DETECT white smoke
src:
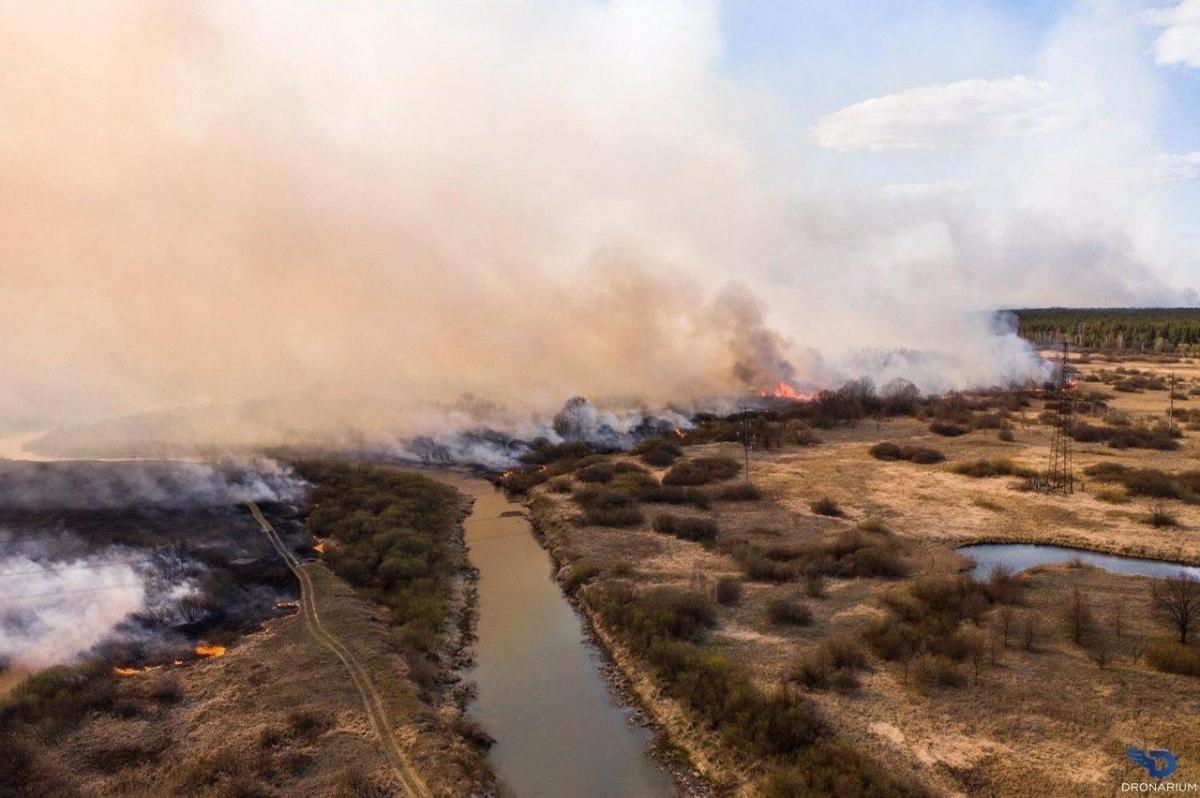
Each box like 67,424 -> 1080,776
0,550 -> 199,669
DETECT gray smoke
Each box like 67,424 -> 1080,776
0,458 -> 308,511
0,545 -> 198,669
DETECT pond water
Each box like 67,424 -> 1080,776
429,471 -> 674,798
958,543 -> 1200,582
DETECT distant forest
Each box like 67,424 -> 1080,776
1012,308 -> 1200,352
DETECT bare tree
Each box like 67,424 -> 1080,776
1111,601 -> 1124,640
1022,612 -> 1040,652
1063,585 -> 1094,646
997,606 -> 1016,647
1089,630 -> 1113,669
1151,572 -> 1200,645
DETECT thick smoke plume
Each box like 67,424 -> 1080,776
0,548 -> 194,669
0,459 -> 308,511
0,2 -> 1182,454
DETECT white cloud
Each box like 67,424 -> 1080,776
1156,151 -> 1200,180
811,76 -> 1077,152
1144,0 -> 1200,68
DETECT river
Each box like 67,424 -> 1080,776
430,472 -> 674,798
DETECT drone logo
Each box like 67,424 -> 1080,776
1127,747 -> 1179,780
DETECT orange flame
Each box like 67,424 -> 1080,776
113,665 -> 162,676
757,381 -> 813,401
313,541 -> 326,554
194,644 -> 226,658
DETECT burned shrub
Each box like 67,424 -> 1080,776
662,456 -> 742,486
810,496 -> 844,517
653,513 -> 719,544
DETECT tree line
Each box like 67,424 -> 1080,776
1012,308 -> 1200,352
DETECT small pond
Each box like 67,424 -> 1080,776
958,543 -> 1200,581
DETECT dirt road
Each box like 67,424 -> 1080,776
247,502 -> 431,798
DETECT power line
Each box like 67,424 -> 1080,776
0,559 -> 157,579
0,582 -> 145,602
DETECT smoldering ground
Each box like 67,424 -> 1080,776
0,460 -> 311,670
1,2 -> 1182,458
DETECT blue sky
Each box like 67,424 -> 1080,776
716,0 -> 1200,272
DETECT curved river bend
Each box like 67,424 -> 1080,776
959,543 -> 1200,582
430,472 -> 674,798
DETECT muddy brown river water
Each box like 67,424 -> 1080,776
430,472 -> 674,798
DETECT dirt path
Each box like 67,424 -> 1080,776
247,502 -> 432,798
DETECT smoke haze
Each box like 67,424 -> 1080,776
1,2 -> 1191,451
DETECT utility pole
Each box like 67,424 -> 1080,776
1169,372 -> 1177,432
737,405 -> 753,485
1037,340 -> 1075,494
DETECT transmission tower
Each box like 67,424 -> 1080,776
1037,341 -> 1075,494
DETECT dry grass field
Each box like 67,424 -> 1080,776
528,354 -> 1200,796
5,564 -> 491,797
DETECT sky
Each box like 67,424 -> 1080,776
1,0 -> 1199,448
722,0 -> 1200,278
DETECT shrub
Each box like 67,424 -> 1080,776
635,438 -> 684,467
930,421 -> 968,437
662,456 -> 742,486
565,561 -> 601,592
869,442 -> 903,461
575,463 -> 616,483
762,742 -> 924,798
768,598 -> 813,626
912,654 -> 965,688
804,573 -> 826,598
1094,488 -> 1128,504
907,447 -> 947,464
1148,504 -> 1180,528
862,617 -> 921,661
573,486 -> 646,527
714,482 -> 762,501
715,577 -> 743,606
951,458 -> 1036,479
810,496 -> 844,517
637,484 -> 710,508
998,428 -> 1016,442
295,462 -> 464,655
585,505 -> 645,527
653,513 -> 718,543
1147,641 -> 1200,677
547,476 -> 574,494
870,442 -> 946,464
